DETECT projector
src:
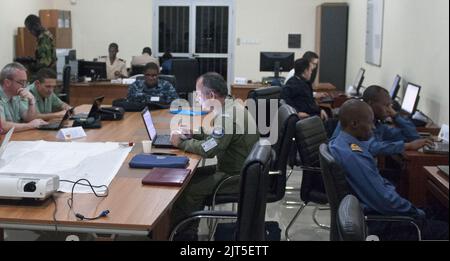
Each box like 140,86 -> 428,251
0,173 -> 59,200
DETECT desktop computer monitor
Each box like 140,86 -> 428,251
401,82 -> 421,115
390,74 -> 402,100
78,60 -> 107,80
352,68 -> 365,96
260,52 -> 294,79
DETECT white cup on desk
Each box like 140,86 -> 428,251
142,140 -> 152,153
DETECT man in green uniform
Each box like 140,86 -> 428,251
24,14 -> 57,76
27,68 -> 71,121
170,72 -> 259,240
0,62 -> 47,133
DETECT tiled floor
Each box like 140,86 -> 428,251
4,168 -> 330,241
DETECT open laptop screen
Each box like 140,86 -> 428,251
141,108 -> 157,140
401,83 -> 421,114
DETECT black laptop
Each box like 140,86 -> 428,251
38,108 -> 74,130
141,107 -> 174,148
70,96 -> 104,120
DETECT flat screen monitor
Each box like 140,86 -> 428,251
352,68 -> 365,96
260,52 -> 294,78
78,60 -> 107,80
390,74 -> 402,100
401,82 -> 421,115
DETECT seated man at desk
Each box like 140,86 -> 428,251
331,85 -> 432,156
169,72 -> 259,240
0,62 -> 47,133
282,58 -> 328,120
27,68 -> 71,121
131,47 -> 160,67
98,42 -> 128,80
127,62 -> 178,105
329,99 -> 448,240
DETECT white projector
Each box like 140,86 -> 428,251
0,173 -> 59,200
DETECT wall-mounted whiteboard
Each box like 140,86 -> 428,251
365,0 -> 384,66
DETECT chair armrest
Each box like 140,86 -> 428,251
211,175 -> 240,210
299,166 -> 322,172
170,210 -> 237,241
366,215 -> 422,241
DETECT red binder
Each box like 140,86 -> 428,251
141,168 -> 191,186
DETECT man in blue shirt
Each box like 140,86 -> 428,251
127,62 -> 178,105
331,85 -> 432,156
329,99 -> 448,240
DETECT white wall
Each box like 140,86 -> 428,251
52,0 -> 153,66
0,0 -> 52,67
346,0 -> 449,125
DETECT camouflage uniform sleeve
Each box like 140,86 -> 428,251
160,80 -> 179,104
127,81 -> 146,103
35,33 -> 56,71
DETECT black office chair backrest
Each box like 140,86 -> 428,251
319,144 -> 353,241
337,194 -> 367,241
267,104 -> 299,202
130,65 -> 145,76
247,86 -> 282,137
296,116 -> 328,204
236,142 -> 272,241
159,74 -> 177,90
60,65 -> 71,103
171,59 -> 198,99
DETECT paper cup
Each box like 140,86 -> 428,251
142,140 -> 152,153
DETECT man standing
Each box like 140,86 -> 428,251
169,72 -> 259,240
99,43 -> 128,80
0,63 -> 47,132
24,14 -> 57,76
127,62 -> 178,105
27,68 -> 71,121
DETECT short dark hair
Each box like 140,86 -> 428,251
302,51 -> 319,62
294,58 -> 311,77
143,62 -> 160,73
35,68 -> 57,83
199,72 -> 228,98
109,43 -> 119,50
24,14 -> 41,28
339,99 -> 372,129
162,51 -> 172,59
142,47 -> 152,55
362,85 -> 389,103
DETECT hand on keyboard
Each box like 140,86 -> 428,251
405,138 -> 434,151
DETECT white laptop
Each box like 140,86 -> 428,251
0,127 -> 14,159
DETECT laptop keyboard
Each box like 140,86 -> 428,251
426,142 -> 449,152
154,135 -> 171,145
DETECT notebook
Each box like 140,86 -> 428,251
129,153 -> 189,169
142,168 -> 191,186
141,107 -> 174,148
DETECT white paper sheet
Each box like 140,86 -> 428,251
0,141 -> 133,193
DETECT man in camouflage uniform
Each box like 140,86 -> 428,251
169,72 -> 259,240
24,15 -> 57,77
127,62 -> 178,104
27,68 -> 71,121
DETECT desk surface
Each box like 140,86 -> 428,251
2,106 -> 201,239
424,166 -> 449,208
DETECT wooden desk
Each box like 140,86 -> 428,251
423,166 -> 449,208
69,82 -> 128,107
230,83 -> 266,100
399,151 -> 448,206
1,106 -> 201,240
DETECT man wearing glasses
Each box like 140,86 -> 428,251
127,62 -> 178,105
0,62 -> 47,133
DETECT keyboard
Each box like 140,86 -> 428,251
423,142 -> 449,154
154,135 -> 173,148
319,97 -> 334,103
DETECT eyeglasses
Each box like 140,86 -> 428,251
9,79 -> 28,87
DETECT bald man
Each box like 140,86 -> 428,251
329,99 -> 448,240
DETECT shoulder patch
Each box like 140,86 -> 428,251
212,126 -> 225,139
350,144 -> 363,153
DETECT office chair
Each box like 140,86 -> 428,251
58,65 -> 71,103
285,116 -> 330,240
158,74 -> 177,90
171,59 -> 198,100
318,144 -> 422,241
130,65 -> 145,76
337,194 -> 369,241
246,86 -> 282,138
170,142 -> 272,241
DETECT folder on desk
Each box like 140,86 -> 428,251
142,168 -> 191,186
129,153 -> 189,169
